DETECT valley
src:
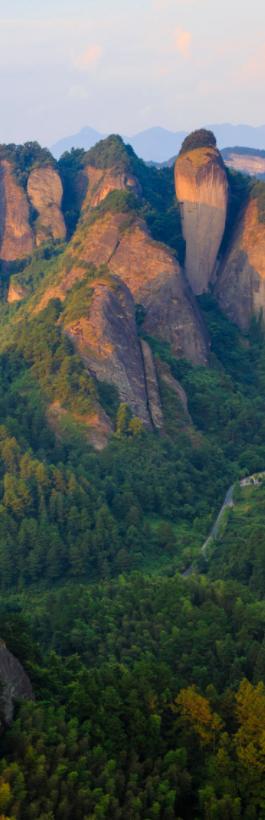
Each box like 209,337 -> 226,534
0,128 -> 265,817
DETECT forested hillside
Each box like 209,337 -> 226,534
0,133 -> 265,818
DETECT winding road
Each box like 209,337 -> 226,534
183,471 -> 265,577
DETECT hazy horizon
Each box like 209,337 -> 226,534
1,0 -> 265,146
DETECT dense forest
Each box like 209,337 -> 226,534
0,137 -> 265,818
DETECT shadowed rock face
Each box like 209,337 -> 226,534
27,165 -> 66,246
65,275 -> 151,427
175,146 -> 228,294
0,640 -> 34,726
0,160 -> 34,261
140,340 -> 163,429
215,198 -> 265,330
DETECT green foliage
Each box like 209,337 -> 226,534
1,140 -> 265,818
209,481 -> 265,595
89,188 -> 138,217
8,243 -> 66,298
0,141 -> 55,188
221,167 -> 250,254
58,136 -> 185,260
1,576 -> 265,817
58,148 -> 86,237
85,134 -> 134,171
97,381 -> 120,421
179,129 -> 217,155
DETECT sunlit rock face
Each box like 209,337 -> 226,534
215,197 -> 265,331
51,208 -> 209,366
222,148 -> 265,178
0,160 -> 34,261
83,165 -> 141,208
175,145 -> 228,294
27,165 -> 66,246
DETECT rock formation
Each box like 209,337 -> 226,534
47,399 -> 113,451
0,160 -> 66,265
27,165 -> 66,246
222,147 -> 265,178
8,280 -> 29,304
175,141 -> 228,294
0,160 -> 34,261
0,640 -> 34,725
54,211 -> 209,366
83,165 -> 141,208
65,275 -> 152,427
215,197 -> 265,330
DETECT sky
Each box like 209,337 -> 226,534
0,0 -> 265,146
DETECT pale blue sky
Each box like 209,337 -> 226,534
0,0 -> 265,145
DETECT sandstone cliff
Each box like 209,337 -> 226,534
0,160 -> 66,264
83,164 -> 141,208
175,145 -> 228,294
222,148 -> 265,178
54,211 -> 208,366
215,197 -> 265,330
64,275 -> 151,427
27,165 -> 66,246
0,160 -> 34,261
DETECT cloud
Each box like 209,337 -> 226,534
74,44 -> 103,70
174,27 -> 192,57
68,84 -> 89,100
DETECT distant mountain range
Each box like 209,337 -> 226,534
51,124 -> 265,162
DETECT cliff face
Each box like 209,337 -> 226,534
0,161 -> 66,264
47,399 -> 113,451
215,198 -> 265,330
65,275 -> 151,427
27,165 -> 66,246
0,160 -> 34,261
57,211 -> 208,365
83,165 -> 141,208
222,148 -> 265,178
175,146 -> 228,294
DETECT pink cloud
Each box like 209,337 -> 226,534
174,27 -> 192,57
74,44 -> 103,70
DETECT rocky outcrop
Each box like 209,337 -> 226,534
57,212 -> 208,365
222,148 -> 265,178
47,400 -> 113,451
0,161 -> 66,265
65,275 -> 152,427
140,340 -> 163,429
8,280 -> 29,303
157,361 -> 192,425
27,165 -> 66,246
175,145 -> 228,294
215,197 -> 265,330
0,640 -> 34,725
0,160 -> 34,261
83,165 -> 141,208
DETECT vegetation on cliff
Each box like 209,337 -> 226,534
179,128 -> 217,156
1,133 -> 265,818
0,141 -> 55,188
